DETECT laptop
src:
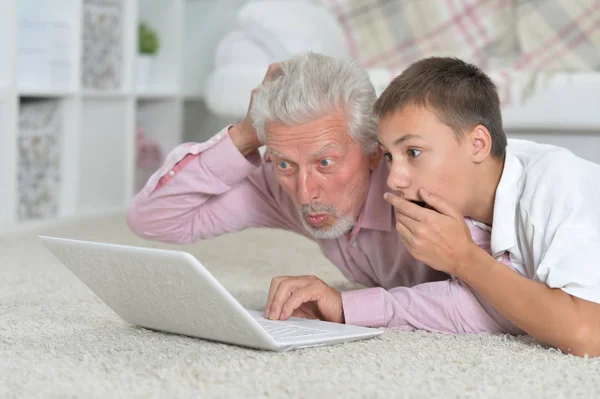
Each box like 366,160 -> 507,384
39,235 -> 383,352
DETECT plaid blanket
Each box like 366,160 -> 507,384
319,0 -> 600,104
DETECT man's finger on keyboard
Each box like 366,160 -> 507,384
291,308 -> 315,319
281,279 -> 344,323
280,285 -> 320,321
265,276 -> 290,318
267,276 -> 316,320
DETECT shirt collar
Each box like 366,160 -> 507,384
490,147 -> 523,257
351,160 -> 394,234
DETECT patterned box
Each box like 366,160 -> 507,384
82,0 -> 124,90
17,100 -> 62,221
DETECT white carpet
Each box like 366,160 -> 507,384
2,212 -> 600,398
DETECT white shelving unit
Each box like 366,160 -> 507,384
1,0 -> 233,235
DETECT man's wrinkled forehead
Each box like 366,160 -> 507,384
267,143 -> 346,160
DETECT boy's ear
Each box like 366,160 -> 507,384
469,125 -> 492,163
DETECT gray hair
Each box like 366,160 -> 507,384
250,52 -> 379,154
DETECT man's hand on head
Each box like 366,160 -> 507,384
384,187 -> 479,276
264,275 -> 345,323
230,63 -> 282,157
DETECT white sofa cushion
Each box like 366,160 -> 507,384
237,0 -> 350,61
214,29 -> 272,68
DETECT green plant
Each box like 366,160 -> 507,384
139,21 -> 159,55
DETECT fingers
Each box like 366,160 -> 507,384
264,276 -> 285,318
420,188 -> 460,219
265,276 -> 315,320
384,193 -> 427,222
280,285 -> 319,320
395,219 -> 413,248
395,212 -> 418,235
291,308 -> 317,319
246,63 -> 283,124
262,63 -> 282,84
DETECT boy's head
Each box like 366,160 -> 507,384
375,57 -> 507,215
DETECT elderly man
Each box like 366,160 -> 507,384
126,53 -> 520,335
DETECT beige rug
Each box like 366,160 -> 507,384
2,212 -> 599,398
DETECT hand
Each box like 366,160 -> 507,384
384,188 -> 479,276
230,63 -> 282,156
264,275 -> 345,323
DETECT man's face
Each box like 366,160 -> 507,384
377,104 -> 473,213
266,112 -> 380,239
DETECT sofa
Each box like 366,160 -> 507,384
202,0 -> 600,163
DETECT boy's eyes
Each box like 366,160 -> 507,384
383,149 -> 422,162
408,149 -> 422,158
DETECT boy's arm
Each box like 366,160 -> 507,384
385,189 -> 600,357
459,245 -> 600,357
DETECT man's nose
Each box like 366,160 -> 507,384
386,162 -> 411,191
297,169 -> 320,204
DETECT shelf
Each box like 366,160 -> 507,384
0,1 -> 16,89
137,0 -> 183,93
19,88 -> 76,98
183,93 -> 205,101
136,98 -> 182,159
79,98 -> 130,212
1,0 -> 232,235
81,0 -> 127,92
135,89 -> 179,99
82,89 -> 130,99
16,98 -> 65,221
17,0 -> 79,93
0,97 -> 15,229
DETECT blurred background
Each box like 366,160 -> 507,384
0,0 -> 599,235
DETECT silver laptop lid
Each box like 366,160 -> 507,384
39,236 -> 277,351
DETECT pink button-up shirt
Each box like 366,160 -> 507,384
126,126 -> 523,335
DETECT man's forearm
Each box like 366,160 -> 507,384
126,127 -> 262,243
458,247 -> 599,356
342,278 -> 521,334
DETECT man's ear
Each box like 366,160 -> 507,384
369,147 -> 383,170
469,125 -> 492,163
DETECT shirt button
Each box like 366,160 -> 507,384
168,170 -> 175,176
351,242 -> 357,247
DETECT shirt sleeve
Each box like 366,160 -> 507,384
341,270 -> 522,334
518,154 -> 600,305
342,220 -> 524,335
533,222 -> 600,304
126,126 -> 297,244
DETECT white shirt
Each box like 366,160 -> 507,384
477,138 -> 600,304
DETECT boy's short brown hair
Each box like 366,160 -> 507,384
374,57 -> 507,159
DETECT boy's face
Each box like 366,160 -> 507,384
377,104 -> 474,213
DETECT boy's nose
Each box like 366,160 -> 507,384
387,165 -> 411,191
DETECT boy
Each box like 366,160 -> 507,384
376,57 -> 600,357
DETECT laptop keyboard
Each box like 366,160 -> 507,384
257,319 -> 330,340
